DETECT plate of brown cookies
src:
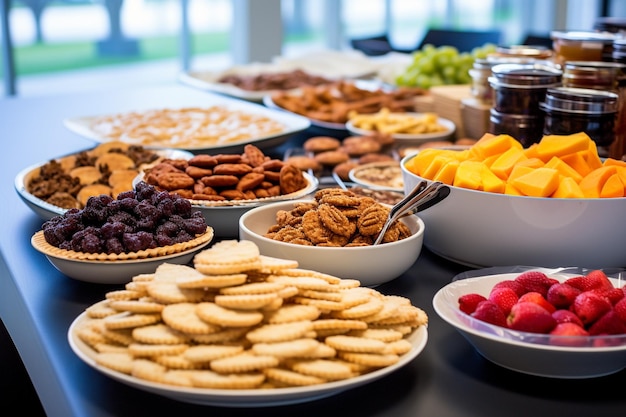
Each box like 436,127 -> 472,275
15,142 -> 193,220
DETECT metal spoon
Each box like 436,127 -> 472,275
373,181 -> 450,245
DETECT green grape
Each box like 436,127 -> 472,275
417,56 -> 435,75
442,65 -> 456,83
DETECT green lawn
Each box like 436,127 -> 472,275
7,31 -> 317,76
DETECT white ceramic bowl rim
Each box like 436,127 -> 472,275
434,266 -> 626,352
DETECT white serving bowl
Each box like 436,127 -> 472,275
433,269 -> 626,379
401,153 -> 626,269
346,113 -> 456,146
31,228 -> 214,284
238,200 -> 425,286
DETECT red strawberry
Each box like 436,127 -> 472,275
584,269 -> 614,290
591,287 -> 624,305
552,309 -> 584,327
458,293 -> 487,315
492,279 -> 526,297
488,287 -> 519,315
546,282 -> 581,309
471,300 -> 508,328
615,297 -> 626,323
514,271 -> 558,297
518,291 -> 556,313
588,310 -> 626,335
507,301 -> 556,333
572,291 -> 612,325
565,273 -> 610,292
549,322 -> 590,346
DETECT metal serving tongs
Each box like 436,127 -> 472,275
373,181 -> 450,245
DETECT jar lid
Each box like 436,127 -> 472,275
564,61 -> 626,71
490,63 -> 563,86
494,45 -> 553,59
594,17 -> 626,32
542,87 -> 619,114
550,30 -> 616,43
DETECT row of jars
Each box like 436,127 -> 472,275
469,40 -> 626,157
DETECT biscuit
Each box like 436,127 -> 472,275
303,136 -> 341,153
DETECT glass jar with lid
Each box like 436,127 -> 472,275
551,31 -> 616,65
562,61 -> 625,91
540,87 -> 619,156
489,63 -> 562,115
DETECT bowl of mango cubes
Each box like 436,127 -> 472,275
401,131 -> 626,268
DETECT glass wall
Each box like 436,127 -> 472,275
1,0 -> 624,96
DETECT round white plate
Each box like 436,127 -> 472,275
15,148 -> 193,220
68,313 -> 427,407
62,101 -> 311,154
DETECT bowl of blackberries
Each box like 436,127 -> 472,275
31,181 -> 215,284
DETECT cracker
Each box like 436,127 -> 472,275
95,351 -> 134,374
264,304 -> 321,324
95,152 -> 136,171
191,370 -> 266,389
76,323 -> 108,348
348,328 -> 404,343
311,319 -> 368,331
154,354 -> 209,370
161,370 -> 197,387
76,183 -> 112,206
128,343 -> 189,358
267,275 -> 334,291
105,289 -> 144,301
280,268 -> 342,284
210,352 -> 279,373
70,166 -> 102,185
338,351 -> 400,368
257,255 -> 299,273
176,273 -> 248,289
384,338 -> 413,355
332,297 -> 384,319
214,293 -> 279,310
219,282 -> 284,295
195,302 -> 264,327
193,240 -> 261,274
161,303 -> 222,335
183,345 -> 244,363
109,299 -> 165,314
85,300 -> 118,319
263,367 -> 326,386
246,321 -> 314,344
290,359 -> 355,381
324,335 -> 387,353
251,338 -> 321,358
146,281 -> 207,304
190,328 -> 250,344
132,323 -> 190,345
101,327 -> 136,346
103,312 -> 161,329
131,359 -> 167,383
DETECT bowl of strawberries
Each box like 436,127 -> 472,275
433,266 -> 626,379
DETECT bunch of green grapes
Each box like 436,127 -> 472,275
395,43 -> 497,89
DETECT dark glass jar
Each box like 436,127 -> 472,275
489,108 -> 545,147
540,87 -> 619,156
489,63 -> 562,115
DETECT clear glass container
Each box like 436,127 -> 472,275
489,108 -> 544,147
551,31 -> 616,65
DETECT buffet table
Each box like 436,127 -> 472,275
1,84 -> 624,417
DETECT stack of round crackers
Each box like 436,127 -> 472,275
75,240 -> 427,390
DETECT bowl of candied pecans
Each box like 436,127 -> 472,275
239,188 -> 425,287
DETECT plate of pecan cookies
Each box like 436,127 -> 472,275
68,240 -> 429,406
